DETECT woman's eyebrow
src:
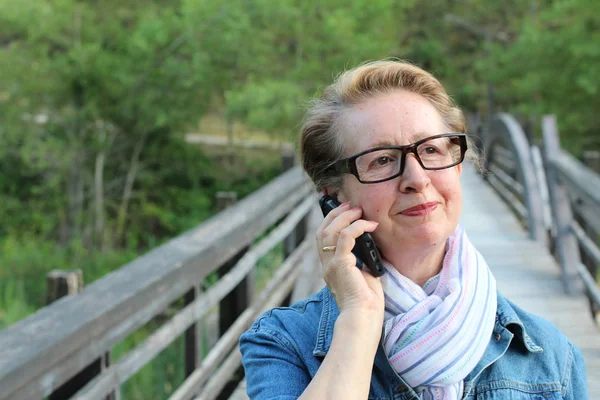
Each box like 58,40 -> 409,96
369,132 -> 433,148
411,132 -> 434,142
369,139 -> 396,147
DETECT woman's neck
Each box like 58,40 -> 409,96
384,243 -> 446,287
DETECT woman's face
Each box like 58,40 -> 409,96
335,89 -> 463,257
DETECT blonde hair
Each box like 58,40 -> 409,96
300,60 -> 473,190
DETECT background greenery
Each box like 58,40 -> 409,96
1,0 -> 598,398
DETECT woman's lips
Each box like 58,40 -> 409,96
399,202 -> 439,216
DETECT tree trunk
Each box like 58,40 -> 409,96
94,130 -> 115,251
66,150 -> 85,244
116,134 -> 147,242
94,149 -> 106,250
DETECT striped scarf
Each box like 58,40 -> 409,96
381,225 -> 496,400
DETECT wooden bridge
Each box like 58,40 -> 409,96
0,113 -> 599,399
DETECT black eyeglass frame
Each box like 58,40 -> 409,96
328,133 -> 468,184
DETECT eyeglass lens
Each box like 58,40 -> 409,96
355,135 -> 463,182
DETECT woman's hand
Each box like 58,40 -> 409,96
316,202 -> 385,320
297,202 -> 385,400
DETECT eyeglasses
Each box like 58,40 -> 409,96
328,133 -> 468,184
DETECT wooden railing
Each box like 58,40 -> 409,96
542,116 -> 600,309
0,164 -> 317,400
479,113 -> 547,243
475,112 -> 600,319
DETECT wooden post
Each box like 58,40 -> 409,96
184,285 -> 201,378
46,270 -> 116,400
215,191 -> 238,211
282,152 -> 297,263
530,145 -> 553,235
45,269 -> 83,304
216,192 -> 253,336
583,151 -> 600,174
579,150 -> 600,296
541,115 -> 583,294
281,151 -> 295,172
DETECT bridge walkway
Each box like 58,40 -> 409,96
461,163 -> 600,397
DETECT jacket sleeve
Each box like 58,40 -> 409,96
562,341 -> 588,400
239,326 -> 311,400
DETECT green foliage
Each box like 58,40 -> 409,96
481,0 -> 600,153
0,280 -> 35,330
0,0 -> 211,243
0,236 -> 138,309
226,80 -> 305,137
184,0 -> 415,137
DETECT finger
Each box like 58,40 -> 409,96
321,218 -> 379,279
334,219 -> 379,259
315,201 -> 350,241
320,206 -> 364,244
320,201 -> 351,230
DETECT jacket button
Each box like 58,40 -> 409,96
395,385 -> 408,393
495,333 -> 502,341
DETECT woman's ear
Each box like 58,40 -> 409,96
322,187 -> 346,203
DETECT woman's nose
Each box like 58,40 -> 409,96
398,154 -> 430,193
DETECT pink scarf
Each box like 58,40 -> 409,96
381,225 -> 497,399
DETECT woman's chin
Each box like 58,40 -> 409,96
394,220 -> 453,247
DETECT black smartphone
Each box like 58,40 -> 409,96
319,195 -> 385,277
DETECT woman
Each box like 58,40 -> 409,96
239,60 -> 587,399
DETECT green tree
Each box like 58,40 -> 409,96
0,1 -> 212,248
482,0 -> 600,152
183,0 -> 416,138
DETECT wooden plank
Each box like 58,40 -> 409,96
229,379 -> 248,400
195,347 -> 243,400
572,221 -> 600,266
491,145 -> 517,174
0,167 -> 311,400
576,262 -> 600,309
489,164 -> 524,197
530,145 -> 553,230
493,144 -> 513,161
554,150 -> 600,209
487,174 -> 527,221
570,194 -> 600,236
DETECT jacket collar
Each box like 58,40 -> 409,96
495,291 -> 543,353
313,288 -> 542,357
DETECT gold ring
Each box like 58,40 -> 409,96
322,245 -> 337,252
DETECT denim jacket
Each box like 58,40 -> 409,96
240,288 -> 588,399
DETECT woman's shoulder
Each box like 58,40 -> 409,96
477,292 -> 588,399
